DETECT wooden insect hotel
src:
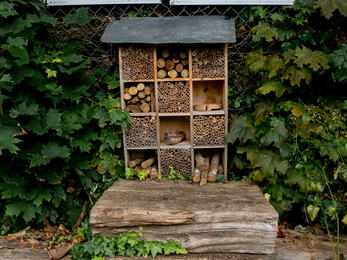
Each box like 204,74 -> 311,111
90,16 -> 279,255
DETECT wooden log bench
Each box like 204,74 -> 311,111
90,180 -> 279,254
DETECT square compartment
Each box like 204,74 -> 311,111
159,116 -> 190,148
193,80 -> 224,112
158,81 -> 190,113
125,116 -> 157,148
123,82 -> 156,113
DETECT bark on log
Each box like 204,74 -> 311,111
181,59 -> 189,66
125,105 -> 141,113
128,96 -> 140,104
133,165 -> 142,176
158,69 -> 167,79
149,164 -> 158,180
157,58 -> 165,68
128,158 -> 145,168
192,167 -> 201,183
181,69 -> 189,78
207,151 -> 220,182
180,52 -> 187,59
141,156 -> 157,169
165,60 -> 175,71
137,83 -> 145,91
140,103 -> 150,113
195,152 -> 207,172
200,154 -> 210,186
129,86 -> 138,95
162,49 -> 170,58
138,91 -> 146,99
90,181 -> 279,254
175,63 -> 184,73
168,70 -> 178,78
218,164 -> 224,175
124,93 -> 132,100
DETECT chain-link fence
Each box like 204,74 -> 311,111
46,2 -> 346,114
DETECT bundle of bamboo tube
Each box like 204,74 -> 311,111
124,83 -> 154,113
157,49 -> 189,79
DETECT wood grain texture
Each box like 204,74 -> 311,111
90,180 -> 278,254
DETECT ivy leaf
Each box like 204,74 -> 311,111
282,66 -> 312,86
297,122 -> 324,138
277,27 -> 296,42
0,134 -> 22,155
315,0 -> 347,19
292,13 -> 308,25
7,46 -> 29,65
253,150 -> 288,175
27,187 -> 53,207
252,102 -> 274,126
282,49 -> 296,63
265,55 -> 286,78
251,21 -> 279,42
271,183 -> 284,202
9,102 -> 39,118
30,141 -> 71,167
70,127 -> 98,152
252,6 -> 267,18
104,68 -> 120,90
98,151 -> 119,175
0,115 -> 22,136
62,7 -> 92,25
260,117 -> 288,146
256,79 -> 289,98
46,83 -> 63,95
175,243 -> 187,254
6,198 -> 40,222
307,205 -> 320,221
329,44 -> 347,69
0,2 -> 18,18
232,154 -> 245,170
243,48 -> 266,74
294,46 -> 331,71
0,175 -> 30,199
226,115 -> 256,144
150,241 -> 163,258
270,12 -> 289,22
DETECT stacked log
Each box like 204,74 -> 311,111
157,49 -> 189,79
128,155 -> 157,180
191,45 -> 225,78
158,81 -> 190,113
120,46 -> 154,80
192,151 -> 224,186
125,83 -> 154,113
193,115 -> 225,146
125,116 -> 157,147
160,148 -> 191,178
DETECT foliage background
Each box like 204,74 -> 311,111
1,0 -> 347,233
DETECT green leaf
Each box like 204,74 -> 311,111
46,83 -> 63,95
294,46 -> 331,71
243,48 -> 266,74
226,115 -> 256,144
0,57 -> 12,69
277,25 -> 296,41
282,66 -> 312,86
45,108 -> 62,129
175,243 -> 187,255
214,174 -> 226,183
7,46 -> 29,65
62,85 -> 90,103
0,94 -> 9,104
253,150 -> 288,175
0,2 -> 18,18
265,55 -> 286,79
232,154 -> 245,170
163,241 -> 177,255
0,175 -> 30,199
316,0 -> 347,19
0,134 -> 22,155
62,7 -> 92,25
285,168 -> 312,193
6,37 -> 28,49
150,241 -> 163,258
270,12 -> 289,22
63,197 -> 82,228
298,31 -> 313,42
99,151 -> 119,175
25,117 -> 48,135
252,6 -> 267,18
251,21 -> 279,42
51,186 -> 66,208
272,183 -> 284,202
252,102 -> 273,126
307,205 -> 320,221
6,199 -> 40,222
9,102 -> 39,118
0,115 -> 22,136
292,13 -> 308,25
272,198 -> 293,215
320,142 -> 339,161
27,187 -> 53,207
30,141 -> 71,167
260,117 -> 288,146
0,17 -> 32,36
45,69 -> 57,78
70,127 -> 98,152
342,215 -> 347,225
256,79 -> 289,98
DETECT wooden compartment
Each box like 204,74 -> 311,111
120,46 -> 154,80
193,80 -> 224,113
159,116 -> 190,148
158,81 -> 190,113
156,46 -> 189,80
193,115 -> 226,147
160,148 -> 191,178
123,82 -> 156,114
125,116 -> 157,148
126,150 -> 158,178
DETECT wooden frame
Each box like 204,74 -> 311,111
119,43 -> 228,179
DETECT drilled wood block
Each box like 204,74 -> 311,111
160,148 -> 191,178
121,46 -> 154,80
158,81 -> 190,113
193,115 -> 225,146
125,116 -> 157,147
192,44 -> 225,78
90,181 -> 279,254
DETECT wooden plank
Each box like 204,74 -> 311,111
154,46 -> 161,177
223,43 -> 228,178
189,46 -> 194,175
90,180 -> 278,254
